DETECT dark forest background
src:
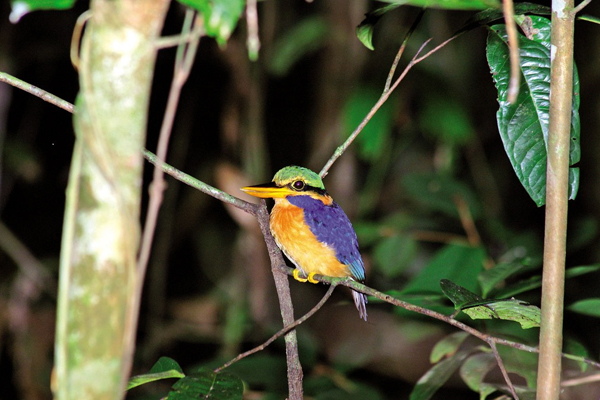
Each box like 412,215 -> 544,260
1,1 -> 600,399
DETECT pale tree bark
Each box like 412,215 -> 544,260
54,1 -> 170,399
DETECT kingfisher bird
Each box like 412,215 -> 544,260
241,166 -> 368,321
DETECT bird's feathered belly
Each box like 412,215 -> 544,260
270,201 -> 352,278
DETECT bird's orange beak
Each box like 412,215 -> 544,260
240,182 -> 292,198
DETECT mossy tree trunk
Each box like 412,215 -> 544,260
54,1 -> 169,399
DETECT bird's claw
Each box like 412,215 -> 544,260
292,269 -> 319,284
293,269 -> 308,282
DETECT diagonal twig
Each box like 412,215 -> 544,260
215,284 -> 337,373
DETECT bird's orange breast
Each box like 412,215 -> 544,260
270,198 -> 352,278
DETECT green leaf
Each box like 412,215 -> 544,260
177,0 -> 244,46
578,14 -> 600,25
269,17 -> 329,76
477,260 -> 527,298
127,357 -> 185,390
344,86 -> 396,162
409,350 -> 472,400
168,368 -> 243,400
462,298 -> 541,329
486,16 -> 580,206
380,0 -> 500,11
10,0 -> 75,22
441,280 -> 540,328
440,279 -> 485,309
459,352 -> 496,392
564,336 -> 590,372
568,298 -> 600,318
150,356 -> 185,374
430,332 -> 469,363
373,234 -> 417,278
356,4 -> 402,50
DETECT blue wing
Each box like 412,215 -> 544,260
287,195 -> 365,281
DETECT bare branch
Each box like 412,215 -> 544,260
320,34 -> 457,178
137,9 -> 202,276
0,72 -> 74,113
384,9 -> 425,93
488,340 -> 519,400
215,285 -> 336,373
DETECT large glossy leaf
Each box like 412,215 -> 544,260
168,368 -> 243,400
487,16 -> 580,206
177,0 -> 244,46
10,0 -> 75,22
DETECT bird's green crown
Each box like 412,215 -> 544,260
273,166 -> 325,192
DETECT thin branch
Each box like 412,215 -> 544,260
488,340 -> 519,400
384,9 -> 425,93
143,150 -> 257,215
0,72 -> 74,113
0,72 -> 258,215
271,265 -> 600,370
155,30 -> 203,49
503,0 -> 521,104
319,35 -> 457,177
215,284 -> 336,373
561,372 -> 600,387
571,0 -> 593,15
137,9 -> 201,276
